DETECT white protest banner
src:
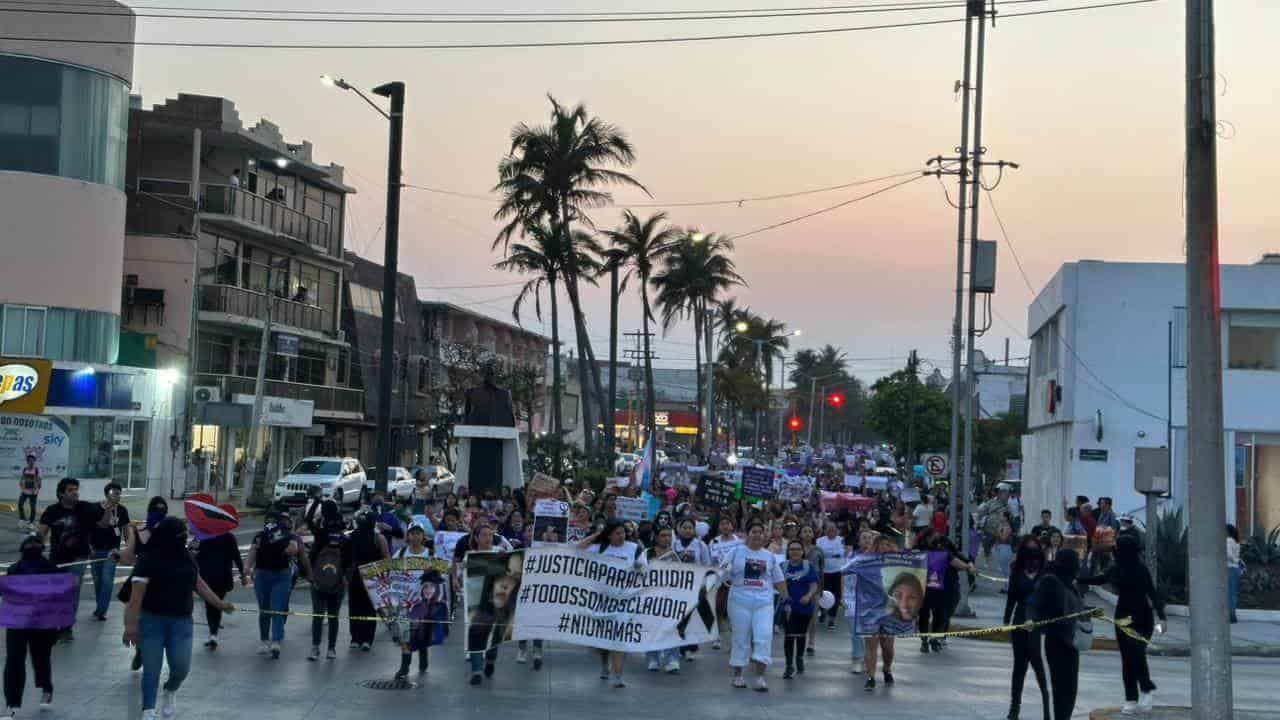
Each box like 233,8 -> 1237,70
778,476 -> 814,503
863,475 -> 890,491
844,474 -> 865,489
532,500 -> 570,547
614,496 -> 650,522
513,546 -> 721,652
900,487 -> 922,504
608,476 -> 631,488
708,537 -> 744,565
434,530 -> 466,560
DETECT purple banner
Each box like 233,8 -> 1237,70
0,573 -> 78,629
846,552 -> 928,636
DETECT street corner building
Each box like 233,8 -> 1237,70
1020,258 -> 1280,535
0,3 -> 179,501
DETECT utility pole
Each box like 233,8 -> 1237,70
607,265 -> 619,454
1185,0 -> 1232,715
703,305 -> 716,458
245,290 -> 273,504
372,81 -> 405,495
776,355 -> 788,450
623,331 -> 656,449
906,350 -> 918,470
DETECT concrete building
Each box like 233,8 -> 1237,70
949,350 -> 1029,419
0,4 -> 184,501
123,93 -> 362,499
1021,258 -> 1280,534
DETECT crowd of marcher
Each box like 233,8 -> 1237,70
0,443 -> 1205,719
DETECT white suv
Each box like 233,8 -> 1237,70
274,457 -> 367,507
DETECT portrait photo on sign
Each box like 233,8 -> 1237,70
464,550 -> 524,652
531,513 -> 568,546
847,552 -> 928,636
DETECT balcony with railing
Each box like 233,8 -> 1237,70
195,373 -> 364,417
199,283 -> 331,335
201,184 -> 338,256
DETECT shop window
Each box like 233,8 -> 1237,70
1228,326 -> 1280,371
2,304 -> 45,356
66,416 -> 114,478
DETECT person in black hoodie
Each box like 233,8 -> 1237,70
194,527 -> 245,651
1078,534 -> 1165,714
307,501 -> 352,661
1027,548 -> 1084,720
2,535 -> 60,717
1003,536 -> 1045,720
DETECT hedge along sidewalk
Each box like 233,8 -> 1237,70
948,584 -> 1280,658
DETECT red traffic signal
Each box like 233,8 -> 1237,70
788,416 -> 802,431
828,392 -> 845,408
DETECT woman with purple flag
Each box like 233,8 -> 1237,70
1,534 -> 60,717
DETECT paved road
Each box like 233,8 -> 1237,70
8,580 -> 1279,720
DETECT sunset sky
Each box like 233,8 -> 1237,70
126,0 -> 1280,384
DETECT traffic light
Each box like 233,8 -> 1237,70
788,416 -> 802,432
828,392 -> 845,408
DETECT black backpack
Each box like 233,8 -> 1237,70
312,541 -> 345,594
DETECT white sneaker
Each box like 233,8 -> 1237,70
40,690 -> 52,709
753,676 -> 769,692
1121,701 -> 1138,715
647,658 -> 660,672
713,639 -> 722,650
257,642 -> 271,655
160,688 -> 177,717
850,662 -> 864,674
141,711 -> 159,720
516,648 -> 528,664
663,659 -> 680,674
1,707 -> 16,718
1138,690 -> 1155,713
308,646 -> 320,662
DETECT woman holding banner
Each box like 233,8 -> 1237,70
1003,536 -> 1045,720
645,527 -> 681,673
246,510 -> 309,660
2,535 -> 60,717
721,520 -> 786,692
708,517 -> 741,651
579,520 -> 646,688
466,523 -> 517,685
349,510 -> 390,651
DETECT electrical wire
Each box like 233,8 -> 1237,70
420,280 -> 529,290
0,0 -> 1054,24
728,173 -> 927,241
984,188 -> 1168,422
0,1 -> 1164,50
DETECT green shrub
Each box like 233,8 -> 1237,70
1242,525 -> 1280,566
1241,565 -> 1279,600
1154,507 -> 1189,604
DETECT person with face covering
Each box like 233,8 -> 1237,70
2,535 -> 60,717
123,518 -> 234,720
245,510 -> 309,659
120,496 -> 169,671
1027,548 -> 1085,720
1078,534 -> 1165,714
1003,537 -> 1045,720
348,509 -> 390,650
306,501 -> 351,662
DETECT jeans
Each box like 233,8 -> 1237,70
311,589 -> 343,649
89,550 -> 118,617
254,569 -> 293,643
1228,566 -> 1242,619
4,629 -> 55,708
645,647 -> 679,667
994,544 -> 1014,583
138,612 -> 193,711
64,563 -> 87,627
469,647 -> 497,673
17,495 -> 37,523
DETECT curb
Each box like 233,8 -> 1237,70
948,624 -> 1280,657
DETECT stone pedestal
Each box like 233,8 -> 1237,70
453,424 -> 524,495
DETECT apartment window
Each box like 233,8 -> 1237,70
198,233 -> 238,286
417,357 -> 429,392
1032,316 -> 1059,377
349,283 -> 403,322
294,342 -> 328,385
196,335 -> 233,375
1229,326 -> 1280,371
1,305 -> 45,356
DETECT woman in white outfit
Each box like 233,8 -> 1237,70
721,520 -> 786,692
579,520 -> 647,688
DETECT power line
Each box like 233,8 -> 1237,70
0,1 -> 1164,50
728,172 -> 927,241
0,1 -> 1051,24
420,280 -> 528,290
985,188 -> 1167,422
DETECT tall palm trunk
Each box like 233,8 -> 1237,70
640,279 -> 657,453
693,309 -> 703,457
548,275 -> 563,470
705,299 -> 715,450
561,276 -> 596,458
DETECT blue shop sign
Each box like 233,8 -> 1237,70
45,368 -> 137,410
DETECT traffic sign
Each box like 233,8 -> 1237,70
921,453 -> 949,478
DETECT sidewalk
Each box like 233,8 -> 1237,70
956,576 -> 1280,657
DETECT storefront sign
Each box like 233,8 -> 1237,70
0,359 -> 52,414
0,413 -> 69,485
1078,448 -> 1109,462
275,333 -> 300,358
233,394 -> 315,428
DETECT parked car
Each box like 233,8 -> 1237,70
365,467 -> 414,499
614,453 -> 639,476
273,457 -> 367,507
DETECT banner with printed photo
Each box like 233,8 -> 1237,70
819,491 -> 875,514
925,551 -> 949,590
532,499 -> 570,547
434,530 -> 467,560
464,551 -> 525,652
845,552 -> 927,636
0,413 -> 69,488
614,496 -> 650,522
358,556 -> 453,648
778,476 -> 814,503
512,546 -> 721,652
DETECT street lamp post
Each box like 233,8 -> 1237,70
322,75 -> 405,494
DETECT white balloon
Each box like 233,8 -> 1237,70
818,590 -> 836,610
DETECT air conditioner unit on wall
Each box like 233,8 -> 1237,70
194,386 -> 221,403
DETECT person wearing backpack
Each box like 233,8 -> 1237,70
1027,548 -> 1086,720
307,501 -> 351,661
780,540 -> 819,679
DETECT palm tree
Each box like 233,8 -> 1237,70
652,232 -> 744,456
605,211 -> 680,451
493,95 -> 648,461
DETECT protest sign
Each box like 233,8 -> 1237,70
464,550 -> 524,652
845,552 -> 928,636
532,499 -> 570,547
359,556 -> 453,619
843,474 -> 865,489
778,476 -> 814,503
708,537 -> 744,565
608,476 -> 631,488
696,474 -> 735,508
661,462 -> 691,488
863,475 -> 890,491
615,496 -> 650,522
525,472 -> 562,502
0,574 -> 78,629
819,491 -> 876,513
513,546 -> 721,652
740,466 -> 775,500
900,487 -> 922,504
434,530 -> 466,560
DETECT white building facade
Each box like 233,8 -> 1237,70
1021,258 -> 1280,534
